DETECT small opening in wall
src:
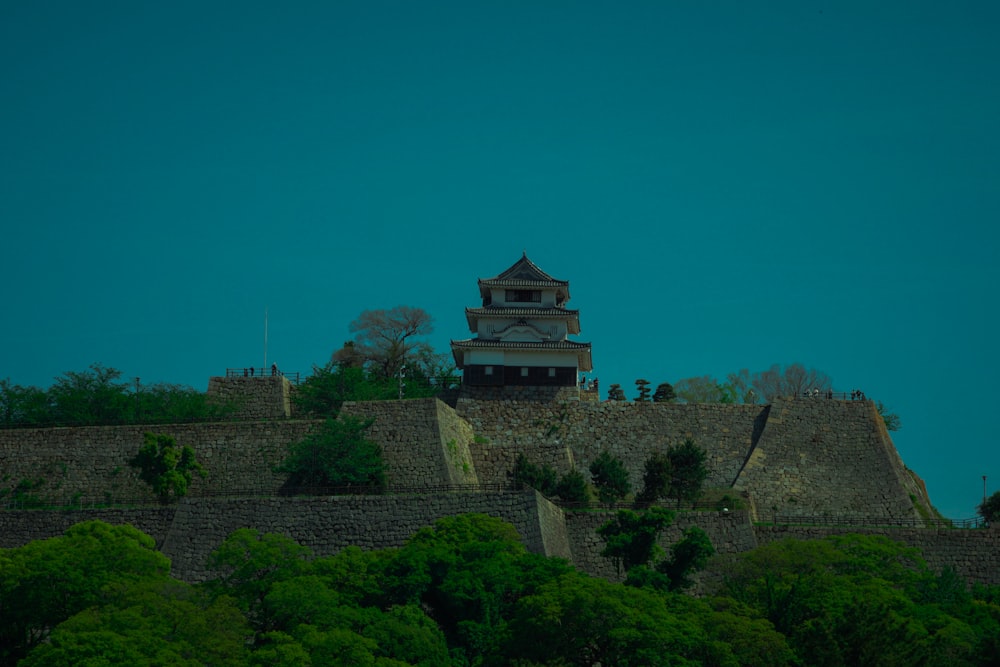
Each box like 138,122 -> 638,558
548,368 -> 556,377
521,367 -> 529,377
485,366 -> 493,375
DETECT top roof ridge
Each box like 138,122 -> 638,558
483,254 -> 565,284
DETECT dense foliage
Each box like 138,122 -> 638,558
636,439 -> 709,508
274,417 -> 387,493
979,491 -> 1000,524
295,306 -> 459,418
0,364 -> 233,427
510,454 -> 589,503
717,534 -> 1000,665
2,518 -> 999,666
588,450 -> 631,504
128,432 -> 207,504
292,362 -> 451,418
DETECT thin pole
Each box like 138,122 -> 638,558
264,307 -> 268,371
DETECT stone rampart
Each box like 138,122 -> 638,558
3,394 -> 993,587
0,507 -> 177,549
207,375 -> 293,419
458,385 -> 582,402
753,524 -> 1000,588
340,398 -> 478,487
564,508 -> 760,582
162,491 -> 560,581
455,398 -> 766,491
0,421 -> 320,505
735,398 -> 931,520
0,395 -> 926,523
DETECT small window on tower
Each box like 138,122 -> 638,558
485,366 -> 493,376
548,368 -> 556,377
521,367 -> 529,377
506,289 -> 541,303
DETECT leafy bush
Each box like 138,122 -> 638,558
275,417 -> 386,493
555,469 -> 589,503
511,453 -> 558,495
590,450 -> 631,504
129,432 -> 207,504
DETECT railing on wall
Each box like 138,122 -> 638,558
554,499 -> 736,512
0,482 -> 516,511
225,368 -> 301,384
2,490 -> 988,531
788,391 -> 870,401
767,514 -> 987,529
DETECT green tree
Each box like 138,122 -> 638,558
504,570 -> 713,666
205,528 -> 313,636
47,363 -> 131,424
635,451 -> 673,505
139,382 -> 233,423
652,382 -> 676,403
382,513 -> 572,661
665,439 -> 709,508
555,469 -> 589,503
0,521 -> 171,666
0,379 -> 49,426
589,450 -> 631,504
979,491 -> 1000,524
293,363 -> 395,417
655,526 -> 715,592
511,453 -> 558,496
274,416 -> 386,493
597,507 -> 675,575
674,375 -> 734,403
21,580 -> 251,667
634,378 -> 651,402
715,534 -> 998,666
607,383 -> 626,401
128,432 -> 207,504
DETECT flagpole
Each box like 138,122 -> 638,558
264,307 -> 268,372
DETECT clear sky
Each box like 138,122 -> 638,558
2,2 -> 997,520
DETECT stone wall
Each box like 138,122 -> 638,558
179,491 -> 562,582
458,385 -> 582,402
0,507 -> 176,549
340,398 -> 479,487
4,393 -> 994,588
207,375 -> 293,419
753,524 -> 1000,588
0,421 -> 320,505
4,499 -> 998,588
564,509 -> 760,583
0,396 -> 931,522
735,398 -> 931,520
455,398 -> 765,491
455,396 -> 929,525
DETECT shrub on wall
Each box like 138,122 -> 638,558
979,491 -> 1000,525
589,451 -> 631,504
128,433 -> 207,504
511,453 -> 558,496
275,416 -> 387,494
512,455 -> 591,503
555,469 -> 589,503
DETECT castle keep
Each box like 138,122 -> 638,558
451,254 -> 592,395
2,255 -> 995,586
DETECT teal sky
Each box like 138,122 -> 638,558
2,2 -> 997,520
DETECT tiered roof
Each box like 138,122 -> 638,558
478,253 -> 570,305
465,306 -> 581,334
452,253 -> 592,373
